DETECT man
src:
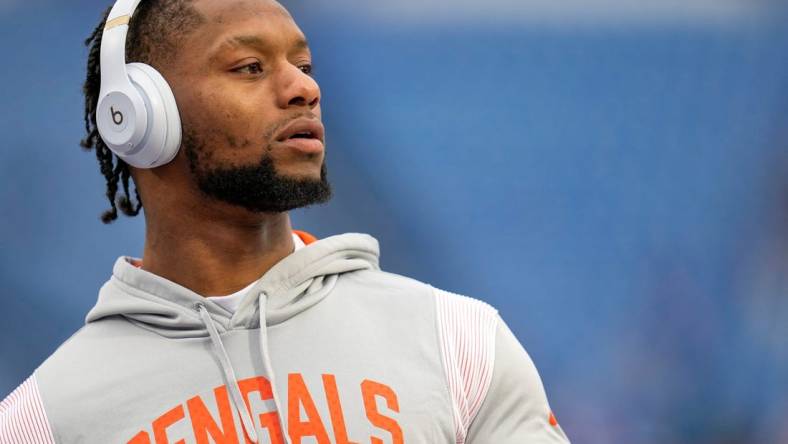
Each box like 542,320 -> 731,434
0,0 -> 569,442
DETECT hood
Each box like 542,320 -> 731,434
85,233 -> 380,338
86,232 -> 380,444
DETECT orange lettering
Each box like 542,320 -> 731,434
288,373 -> 330,444
322,374 -> 359,444
127,431 -> 151,444
361,380 -> 404,444
187,386 -> 239,444
238,376 -> 285,444
152,404 -> 186,444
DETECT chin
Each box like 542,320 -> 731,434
275,160 -> 325,180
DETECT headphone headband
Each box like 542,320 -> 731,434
106,0 -> 143,21
100,0 -> 143,91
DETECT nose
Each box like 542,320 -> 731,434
276,63 -> 321,110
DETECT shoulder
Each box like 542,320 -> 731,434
341,268 -> 496,310
39,318 -> 142,373
338,268 -> 498,329
337,268 -> 503,443
430,287 -> 500,443
333,268 -> 439,318
432,286 -> 499,328
33,318 -> 159,413
339,269 -> 498,322
0,373 -> 56,443
340,268 -> 433,294
0,319 -> 125,439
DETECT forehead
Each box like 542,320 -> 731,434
188,0 -> 306,52
195,0 -> 291,24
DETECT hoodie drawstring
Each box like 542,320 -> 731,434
196,303 -> 262,444
258,291 -> 293,444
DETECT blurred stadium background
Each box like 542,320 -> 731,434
1,0 -> 787,442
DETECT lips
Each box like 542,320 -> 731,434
276,118 -> 325,144
274,118 -> 325,155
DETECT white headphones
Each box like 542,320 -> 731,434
96,0 -> 182,169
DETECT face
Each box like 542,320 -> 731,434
162,0 -> 331,213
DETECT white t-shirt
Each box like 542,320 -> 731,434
209,233 -> 306,313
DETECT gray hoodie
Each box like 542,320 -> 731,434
0,232 -> 569,443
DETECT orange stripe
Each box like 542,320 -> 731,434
293,230 -> 318,245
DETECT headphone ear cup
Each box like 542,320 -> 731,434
124,63 -> 182,168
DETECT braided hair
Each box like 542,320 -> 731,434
80,1 -> 202,223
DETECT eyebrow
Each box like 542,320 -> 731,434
214,35 -> 310,54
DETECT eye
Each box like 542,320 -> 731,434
299,63 -> 314,76
233,62 -> 264,75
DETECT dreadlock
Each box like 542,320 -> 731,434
80,1 -> 203,223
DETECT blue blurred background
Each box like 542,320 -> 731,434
1,1 -> 787,442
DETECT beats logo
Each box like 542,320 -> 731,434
111,106 -> 124,126
97,92 -> 134,141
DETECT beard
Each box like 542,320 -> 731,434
182,127 -> 332,214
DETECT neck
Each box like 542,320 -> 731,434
141,208 -> 295,297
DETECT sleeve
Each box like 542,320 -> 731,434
0,374 -> 57,444
434,286 -> 569,444
465,317 -> 570,443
